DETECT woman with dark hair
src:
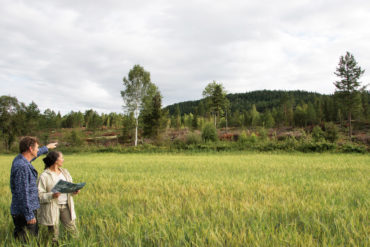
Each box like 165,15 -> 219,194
37,151 -> 79,242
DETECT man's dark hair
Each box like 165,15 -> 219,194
19,136 -> 39,153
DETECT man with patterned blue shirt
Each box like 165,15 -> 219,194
10,136 -> 57,241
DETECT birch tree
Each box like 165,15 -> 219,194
202,81 -> 228,127
121,65 -> 151,146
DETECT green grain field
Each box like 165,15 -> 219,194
0,153 -> 369,246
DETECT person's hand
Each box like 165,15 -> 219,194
73,190 -> 80,195
27,218 -> 36,224
52,192 -> 61,198
46,142 -> 58,149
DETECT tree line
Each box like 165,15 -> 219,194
165,52 -> 369,136
1,52 -> 368,150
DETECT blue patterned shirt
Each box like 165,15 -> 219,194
10,146 -> 48,221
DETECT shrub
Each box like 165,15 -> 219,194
68,130 -> 84,146
278,137 -> 298,151
172,137 -> 186,149
298,141 -> 336,153
339,143 -> 366,153
312,126 -> 325,142
324,122 -> 339,143
185,132 -> 202,145
239,131 -> 248,143
258,127 -> 268,141
202,123 -> 218,142
248,133 -> 258,144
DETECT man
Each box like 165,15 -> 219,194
10,136 -> 58,241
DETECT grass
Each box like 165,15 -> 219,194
0,153 -> 369,246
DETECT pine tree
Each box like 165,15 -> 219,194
334,52 -> 366,137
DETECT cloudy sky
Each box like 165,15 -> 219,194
1,0 -> 369,114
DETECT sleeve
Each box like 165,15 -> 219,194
14,167 -> 35,221
37,175 -> 53,204
30,146 -> 48,162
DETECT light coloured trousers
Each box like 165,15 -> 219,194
48,204 -> 77,241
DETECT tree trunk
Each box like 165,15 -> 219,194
225,110 -> 228,133
135,117 -> 138,146
348,111 -> 352,139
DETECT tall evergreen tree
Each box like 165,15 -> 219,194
142,91 -> 163,138
333,52 -> 366,137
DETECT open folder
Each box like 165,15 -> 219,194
51,179 -> 86,193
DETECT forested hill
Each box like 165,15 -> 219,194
165,90 -> 328,115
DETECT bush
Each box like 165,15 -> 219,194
239,131 -> 248,143
248,133 -> 258,144
339,143 -> 366,153
298,141 -> 336,153
324,122 -> 339,143
172,137 -> 186,149
258,127 -> 268,141
312,126 -> 325,142
202,123 -> 218,142
185,132 -> 202,145
68,130 -> 84,146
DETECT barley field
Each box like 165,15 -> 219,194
0,153 -> 369,246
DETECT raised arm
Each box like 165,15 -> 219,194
31,142 -> 58,162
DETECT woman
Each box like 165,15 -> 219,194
37,151 -> 79,242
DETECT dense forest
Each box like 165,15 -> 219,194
165,90 -> 370,129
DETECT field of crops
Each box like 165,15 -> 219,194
0,153 -> 369,246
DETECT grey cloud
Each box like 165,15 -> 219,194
1,0 -> 369,114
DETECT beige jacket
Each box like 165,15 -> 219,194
37,168 -> 76,225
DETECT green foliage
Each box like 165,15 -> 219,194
40,108 -> 58,130
249,132 -> 258,143
202,81 -> 229,127
262,110 -> 275,128
297,141 -> 336,153
334,52 -> 367,137
312,126 -> 325,142
238,130 -> 248,143
258,127 -> 268,141
121,65 -> 152,146
62,111 -> 84,128
339,143 -> 367,153
185,132 -> 202,145
25,101 -> 40,134
201,123 -> 218,142
121,113 -> 136,143
250,104 -> 260,127
191,112 -> 198,130
323,122 -> 339,143
142,85 -> 163,138
68,130 -> 84,146
0,96 -> 25,150
84,109 -> 103,131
